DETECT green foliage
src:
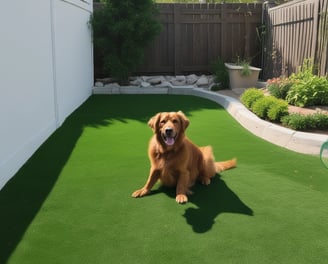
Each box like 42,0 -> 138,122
267,99 -> 289,121
286,76 -> 328,107
155,0 -> 258,2
239,61 -> 251,77
281,114 -> 307,130
251,96 -> 288,121
241,89 -> 289,122
235,56 -> 252,77
211,58 -> 229,89
285,59 -> 328,107
90,0 -> 162,83
251,96 -> 276,119
267,77 -> 293,100
240,88 -> 264,109
281,113 -> 328,131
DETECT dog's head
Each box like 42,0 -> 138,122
148,111 -> 189,147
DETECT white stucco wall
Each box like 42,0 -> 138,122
0,0 -> 93,189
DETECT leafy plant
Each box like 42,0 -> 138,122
90,0 -> 162,83
240,88 -> 264,109
286,58 -> 328,107
235,56 -> 252,77
251,96 -> 288,121
286,76 -> 328,107
211,58 -> 229,89
281,113 -> 328,131
251,96 -> 277,119
267,77 -> 293,100
267,99 -> 289,121
281,114 -> 307,130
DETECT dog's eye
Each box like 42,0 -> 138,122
172,119 -> 179,124
160,120 -> 166,124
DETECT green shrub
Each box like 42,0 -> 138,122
281,114 -> 308,130
310,113 -> 328,130
240,88 -> 264,109
286,58 -> 328,107
251,96 -> 288,121
267,99 -> 289,121
90,0 -> 162,83
251,96 -> 276,119
211,58 -> 229,89
267,77 -> 293,100
281,112 -> 328,131
286,76 -> 328,107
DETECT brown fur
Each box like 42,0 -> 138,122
131,111 -> 236,204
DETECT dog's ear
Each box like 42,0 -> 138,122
177,111 -> 189,131
148,113 -> 161,132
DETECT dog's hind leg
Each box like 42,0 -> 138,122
199,146 -> 217,185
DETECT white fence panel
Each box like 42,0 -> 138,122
0,0 -> 93,190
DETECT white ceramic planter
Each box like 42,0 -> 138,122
225,63 -> 261,89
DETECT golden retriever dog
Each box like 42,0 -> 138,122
132,111 -> 236,204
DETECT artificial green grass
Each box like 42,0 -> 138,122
1,95 -> 328,264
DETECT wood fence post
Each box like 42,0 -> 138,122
220,5 -> 227,61
174,4 -> 181,75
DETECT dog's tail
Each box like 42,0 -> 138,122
200,146 -> 236,174
215,158 -> 237,173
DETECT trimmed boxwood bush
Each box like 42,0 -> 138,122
281,112 -> 328,131
240,88 -> 264,109
267,99 -> 289,121
251,96 -> 288,122
251,96 -> 277,119
241,86 -> 327,131
281,114 -> 307,130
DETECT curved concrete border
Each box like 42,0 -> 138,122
93,86 -> 328,155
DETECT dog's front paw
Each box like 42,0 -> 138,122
201,178 -> 211,185
176,194 -> 188,204
132,188 -> 149,198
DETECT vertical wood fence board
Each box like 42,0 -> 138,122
264,0 -> 328,79
316,0 -> 328,75
94,2 -> 327,78
137,3 -> 262,75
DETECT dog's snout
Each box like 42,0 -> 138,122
165,127 -> 173,135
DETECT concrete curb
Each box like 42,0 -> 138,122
93,86 -> 328,155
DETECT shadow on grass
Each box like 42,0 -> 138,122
159,175 -> 253,233
0,94 -> 221,262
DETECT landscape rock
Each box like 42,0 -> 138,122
155,81 -> 172,88
196,75 -> 209,87
95,81 -> 104,87
148,76 -> 166,85
130,78 -> 142,86
104,82 -> 120,88
141,81 -> 151,87
175,75 -> 186,82
186,74 -> 198,85
95,74 -> 216,89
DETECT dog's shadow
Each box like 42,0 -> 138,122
158,175 -> 253,233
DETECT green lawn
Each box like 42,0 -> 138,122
1,95 -> 328,264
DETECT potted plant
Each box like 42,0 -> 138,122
225,57 -> 261,89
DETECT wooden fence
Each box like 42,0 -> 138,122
93,3 -> 263,77
263,0 -> 328,79
137,3 -> 262,75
